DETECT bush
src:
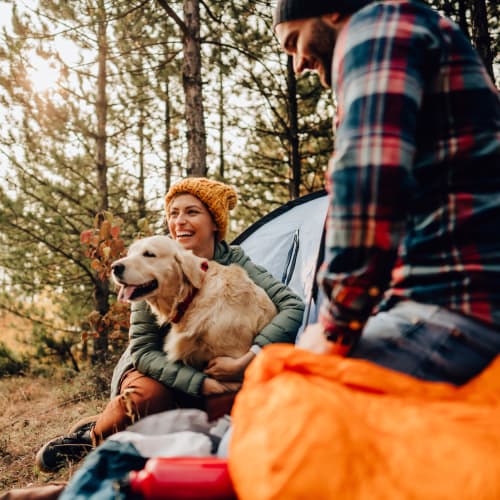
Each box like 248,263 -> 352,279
0,341 -> 29,377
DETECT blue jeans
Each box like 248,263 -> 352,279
350,300 -> 500,385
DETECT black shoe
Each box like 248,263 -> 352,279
35,422 -> 94,472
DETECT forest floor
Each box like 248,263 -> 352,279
0,369 -> 110,494
0,311 -> 114,495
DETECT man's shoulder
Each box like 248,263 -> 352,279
350,0 -> 438,26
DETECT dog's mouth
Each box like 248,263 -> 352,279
117,279 -> 158,302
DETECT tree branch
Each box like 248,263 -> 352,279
156,0 -> 189,38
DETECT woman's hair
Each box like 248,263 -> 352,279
164,177 -> 238,241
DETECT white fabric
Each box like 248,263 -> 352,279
109,430 -> 213,457
107,409 -> 231,458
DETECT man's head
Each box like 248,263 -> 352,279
273,0 -> 372,87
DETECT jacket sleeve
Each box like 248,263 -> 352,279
127,300 -> 207,396
233,248 -> 305,346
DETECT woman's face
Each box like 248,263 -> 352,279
167,194 -> 218,259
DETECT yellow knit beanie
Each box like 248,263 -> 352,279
164,177 -> 238,241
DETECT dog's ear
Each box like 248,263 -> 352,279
174,252 -> 205,289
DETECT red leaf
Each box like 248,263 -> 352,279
80,230 -> 92,245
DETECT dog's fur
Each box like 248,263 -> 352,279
111,235 -> 277,369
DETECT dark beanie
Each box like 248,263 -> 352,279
273,0 -> 374,27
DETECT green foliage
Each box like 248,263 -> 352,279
200,0 -> 331,231
30,323 -> 80,371
0,1 -> 163,358
0,342 -> 29,377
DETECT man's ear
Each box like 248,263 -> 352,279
321,12 -> 342,27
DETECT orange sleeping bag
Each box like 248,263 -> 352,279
229,345 -> 500,500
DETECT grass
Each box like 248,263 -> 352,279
0,365 -> 111,494
0,309 -> 126,495
0,310 -> 32,353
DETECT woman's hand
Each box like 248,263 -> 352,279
201,377 -> 241,396
204,352 -> 255,381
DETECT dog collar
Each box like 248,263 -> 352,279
171,261 -> 208,323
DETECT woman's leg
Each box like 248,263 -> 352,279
92,369 -> 177,443
36,370 -> 203,472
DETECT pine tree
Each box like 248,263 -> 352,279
0,1 -> 143,361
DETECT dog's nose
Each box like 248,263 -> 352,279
112,263 -> 125,278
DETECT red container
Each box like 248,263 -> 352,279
125,457 -> 237,500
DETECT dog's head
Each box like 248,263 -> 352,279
111,235 -> 206,303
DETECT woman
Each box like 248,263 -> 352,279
36,177 -> 305,472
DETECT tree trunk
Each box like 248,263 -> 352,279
457,0 -> 470,38
138,102 -> 146,220
164,78 -> 172,192
470,0 -> 495,83
93,274 -> 110,360
183,0 -> 207,177
218,44 -> 225,179
93,0 -> 110,359
96,0 -> 108,212
287,56 -> 301,199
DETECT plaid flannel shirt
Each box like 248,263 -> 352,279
318,0 -> 500,352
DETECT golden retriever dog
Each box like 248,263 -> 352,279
111,235 -> 277,369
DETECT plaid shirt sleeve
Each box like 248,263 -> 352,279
318,2 -> 430,352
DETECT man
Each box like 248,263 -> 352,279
274,0 -> 500,384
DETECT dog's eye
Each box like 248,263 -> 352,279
143,251 -> 156,258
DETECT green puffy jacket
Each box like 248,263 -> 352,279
110,241 -> 305,397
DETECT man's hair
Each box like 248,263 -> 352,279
273,0 -> 374,28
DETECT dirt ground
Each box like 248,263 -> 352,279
0,371 -> 108,494
0,310 -> 122,496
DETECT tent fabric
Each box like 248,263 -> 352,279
234,191 -> 328,331
229,344 -> 500,500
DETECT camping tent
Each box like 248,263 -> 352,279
232,190 -> 328,333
